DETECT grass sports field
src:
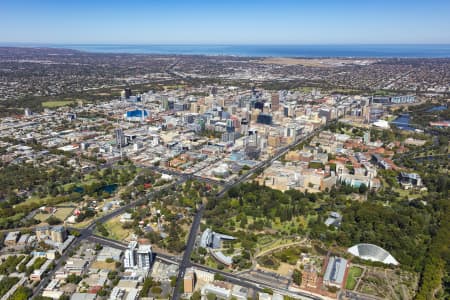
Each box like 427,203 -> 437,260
42,100 -> 75,108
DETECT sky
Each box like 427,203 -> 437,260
1,0 -> 450,44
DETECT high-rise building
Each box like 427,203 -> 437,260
51,226 -> 67,243
254,101 -> 264,111
115,128 -> 126,149
136,245 -> 152,270
35,225 -> 51,241
363,131 -> 371,145
271,93 -> 280,111
124,241 -> 153,270
123,88 -> 132,99
256,113 -> 273,125
36,225 -> 67,243
124,241 -> 138,269
24,108 -> 32,117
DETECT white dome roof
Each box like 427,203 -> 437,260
348,243 -> 399,265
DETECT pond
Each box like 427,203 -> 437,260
426,105 -> 448,112
100,184 -> 118,194
73,184 -> 118,194
391,114 -> 415,131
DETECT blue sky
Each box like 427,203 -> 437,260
1,0 -> 450,44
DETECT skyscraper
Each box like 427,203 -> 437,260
123,87 -> 132,99
115,128 -> 125,149
271,93 -> 280,111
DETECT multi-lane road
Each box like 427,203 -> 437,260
31,121 -> 332,300
31,178 -> 184,299
80,233 -> 323,300
170,124 -> 329,300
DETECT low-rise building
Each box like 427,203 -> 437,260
323,256 -> 348,288
4,231 -> 20,247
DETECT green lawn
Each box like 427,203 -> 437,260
103,216 -> 131,241
54,207 -> 75,220
346,266 -> 363,290
34,213 -> 50,222
42,100 -> 75,108
33,207 -> 76,223
16,196 -> 52,209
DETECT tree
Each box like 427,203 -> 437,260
214,273 -> 225,281
66,274 -> 82,284
47,216 -> 62,225
292,269 -> 302,286
191,291 -> 201,300
167,276 -> 176,287
358,183 -> 368,194
207,293 -> 216,300
9,286 -> 32,300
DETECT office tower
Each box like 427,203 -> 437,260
283,105 -> 289,117
271,93 -> 280,111
115,128 -> 125,149
363,131 -> 371,145
256,113 -> 273,125
254,101 -> 264,111
124,88 -> 132,99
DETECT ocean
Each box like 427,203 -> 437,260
2,43 -> 450,58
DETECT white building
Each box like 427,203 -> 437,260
136,245 -> 152,270
124,241 -> 138,269
124,241 -> 152,270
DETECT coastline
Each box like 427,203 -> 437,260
1,43 -> 450,58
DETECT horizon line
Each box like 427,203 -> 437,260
2,42 -> 450,46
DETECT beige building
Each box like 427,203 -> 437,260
183,268 -> 195,294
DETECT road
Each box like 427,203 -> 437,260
171,204 -> 204,300
170,123 -> 331,300
82,233 -> 323,300
31,120 -> 332,299
31,178 -> 184,299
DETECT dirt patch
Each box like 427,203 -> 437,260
90,261 -> 116,270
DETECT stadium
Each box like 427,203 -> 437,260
348,243 -> 399,265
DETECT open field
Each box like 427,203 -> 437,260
33,206 -> 76,222
42,100 -> 75,108
34,213 -> 50,222
103,216 -> 132,241
54,207 -> 75,220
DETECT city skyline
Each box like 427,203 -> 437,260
1,0 -> 450,44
